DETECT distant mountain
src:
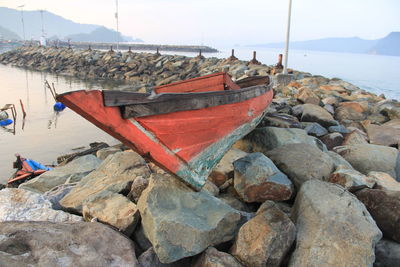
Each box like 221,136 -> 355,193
0,25 -> 20,40
66,26 -> 142,43
0,7 -> 142,42
368,32 -> 400,56
253,33 -> 400,56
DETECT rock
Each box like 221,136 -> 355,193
82,192 -> 140,235
233,153 -> 294,202
301,103 -> 338,127
261,113 -> 302,128
218,194 -> 253,213
19,155 -> 102,193
266,143 -> 334,189
326,151 -> 354,169
194,247 -> 243,267
0,188 -> 82,223
304,122 -> 328,137
323,104 -> 335,115
328,165 -> 375,190
322,96 -> 339,106
137,174 -> 241,263
295,87 -> 320,104
60,151 -> 151,213
365,123 -> 400,147
289,180 -> 382,267
0,221 -> 139,266
128,176 -> 149,203
367,171 -> 400,191
138,247 -> 192,267
355,189 -> 400,242
231,201 -> 296,267
201,180 -> 220,196
342,130 -> 369,145
374,238 -> 400,267
328,124 -> 350,134
44,183 -> 77,210
208,148 -> 248,187
245,126 -> 325,153
132,223 -> 153,252
334,144 -> 399,180
96,146 -> 122,160
320,132 -> 344,150
335,102 -> 367,121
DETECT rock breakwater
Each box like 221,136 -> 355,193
1,45 -> 400,266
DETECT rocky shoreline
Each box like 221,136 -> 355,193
0,46 -> 400,266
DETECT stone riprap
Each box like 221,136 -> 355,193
1,45 -> 400,266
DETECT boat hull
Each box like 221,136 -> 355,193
57,77 -> 273,190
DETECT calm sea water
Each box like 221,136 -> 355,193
0,46 -> 399,183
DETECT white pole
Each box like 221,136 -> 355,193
283,0 -> 292,74
18,5 -> 26,41
115,0 -> 119,51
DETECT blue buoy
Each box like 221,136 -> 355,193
53,102 -> 66,111
0,119 -> 13,126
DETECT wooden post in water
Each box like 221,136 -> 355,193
19,99 -> 26,118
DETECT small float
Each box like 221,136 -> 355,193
56,72 -> 273,189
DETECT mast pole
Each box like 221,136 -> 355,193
283,0 -> 292,74
115,0 -> 119,52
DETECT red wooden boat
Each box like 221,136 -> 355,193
56,72 -> 273,190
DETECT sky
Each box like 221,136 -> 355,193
1,0 -> 399,46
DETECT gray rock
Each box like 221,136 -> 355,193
233,153 -> 294,202
328,124 -> 350,134
60,151 -> 151,213
44,183 -> 77,210
201,180 -> 220,196
138,247 -> 192,267
0,188 -> 82,223
266,143 -> 334,189
326,151 -> 354,169
261,113 -> 302,128
301,103 -> 339,127
218,194 -> 254,213
245,126 -> 325,153
0,221 -> 139,266
19,155 -> 102,193
328,165 -> 375,190
374,239 -> 400,267
289,180 -> 382,267
137,174 -> 241,263
355,189 -> 400,242
334,144 -> 400,180
82,192 -> 140,235
304,122 -> 328,137
96,146 -> 122,160
367,171 -> 400,191
128,176 -> 149,203
231,201 -> 296,267
194,247 -> 243,267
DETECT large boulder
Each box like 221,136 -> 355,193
355,189 -> 400,242
137,174 -> 241,263
0,188 -> 82,223
233,153 -> 294,202
301,103 -> 338,127
367,171 -> 400,191
231,201 -> 296,267
19,155 -> 102,193
194,247 -> 243,267
335,101 -> 367,121
334,144 -> 400,180
60,151 -> 151,213
374,238 -> 400,267
82,192 -> 140,235
0,221 -> 139,266
245,126 -> 325,153
266,143 -> 334,189
289,180 -> 382,267
138,247 -> 192,267
326,151 -> 353,170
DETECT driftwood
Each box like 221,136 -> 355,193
57,142 -> 109,165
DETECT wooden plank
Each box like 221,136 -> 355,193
121,84 -> 271,118
103,91 -> 150,107
236,76 -> 270,88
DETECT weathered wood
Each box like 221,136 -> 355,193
120,84 -> 271,118
236,76 -> 270,88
